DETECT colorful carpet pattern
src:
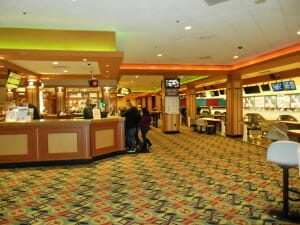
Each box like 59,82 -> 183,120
0,126 -> 299,224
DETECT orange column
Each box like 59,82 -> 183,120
226,73 -> 243,136
185,84 -> 196,124
147,96 -> 152,111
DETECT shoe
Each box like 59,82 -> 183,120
127,149 -> 136,153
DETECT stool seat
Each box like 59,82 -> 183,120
266,141 -> 300,222
267,141 -> 298,168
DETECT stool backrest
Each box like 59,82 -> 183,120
267,141 -> 299,168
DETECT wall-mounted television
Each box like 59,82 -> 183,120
210,91 -> 219,97
282,80 -> 296,90
165,79 -> 180,89
244,86 -> 260,94
260,84 -> 271,91
88,80 -> 99,87
271,82 -> 283,91
219,89 -> 226,95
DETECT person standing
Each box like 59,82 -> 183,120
123,100 -> 140,153
83,98 -> 93,119
139,108 -> 152,152
19,98 -> 40,120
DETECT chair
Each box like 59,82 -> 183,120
195,118 -> 205,133
277,115 -> 298,122
266,123 -> 289,142
204,120 -> 216,134
266,141 -> 300,221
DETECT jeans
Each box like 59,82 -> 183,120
140,126 -> 151,149
126,127 -> 137,150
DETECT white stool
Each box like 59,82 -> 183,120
266,141 -> 300,221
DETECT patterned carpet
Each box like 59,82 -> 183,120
0,126 -> 299,225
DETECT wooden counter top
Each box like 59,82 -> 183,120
0,116 -> 124,126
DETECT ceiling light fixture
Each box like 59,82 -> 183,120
105,64 -> 109,67
83,58 -> 87,61
52,61 -> 59,64
185,26 -> 192,30
135,75 -> 139,78
157,53 -> 162,57
0,56 -> 5,60
233,55 -> 239,59
297,31 -> 300,35
63,70 -> 69,73
0,65 -> 4,68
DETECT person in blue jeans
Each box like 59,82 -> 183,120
122,100 -> 140,153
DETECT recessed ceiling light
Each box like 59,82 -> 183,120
233,55 -> 239,59
0,56 -> 5,60
0,65 -> 4,68
52,61 -> 59,65
135,75 -> 139,78
63,70 -> 69,73
105,64 -> 109,67
185,26 -> 192,30
297,31 -> 300,35
157,53 -> 162,57
83,58 -> 87,61
106,70 -> 109,73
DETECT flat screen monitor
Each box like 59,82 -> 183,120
88,80 -> 98,87
165,79 -> 180,89
210,91 -> 219,97
260,84 -> 270,91
199,92 -> 206,97
244,86 -> 260,94
271,82 -> 283,91
290,94 -> 300,109
282,80 -> 296,90
219,89 -> 225,95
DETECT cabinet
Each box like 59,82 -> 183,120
66,90 -> 100,112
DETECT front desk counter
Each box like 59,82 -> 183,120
0,117 -> 125,165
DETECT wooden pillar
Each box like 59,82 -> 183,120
141,97 -> 147,108
186,84 -> 196,121
147,96 -> 152,111
162,76 -> 180,133
56,87 -> 65,113
27,86 -> 39,108
226,73 -> 243,136
155,94 -> 161,111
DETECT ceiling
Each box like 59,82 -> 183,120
0,0 -> 299,91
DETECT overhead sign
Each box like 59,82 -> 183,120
118,88 -> 131,95
6,72 -> 22,89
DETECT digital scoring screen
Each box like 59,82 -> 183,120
264,96 -> 277,109
277,95 -> 290,108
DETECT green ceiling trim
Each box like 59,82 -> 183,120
0,28 -> 116,51
181,75 -> 208,84
132,88 -> 161,93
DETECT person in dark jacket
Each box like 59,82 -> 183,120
83,98 -> 93,119
139,108 -> 152,152
123,100 -> 140,153
20,98 -> 40,120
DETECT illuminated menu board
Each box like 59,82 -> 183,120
277,95 -> 290,108
254,96 -> 264,108
264,96 -> 277,108
244,97 -> 255,108
290,94 -> 300,109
